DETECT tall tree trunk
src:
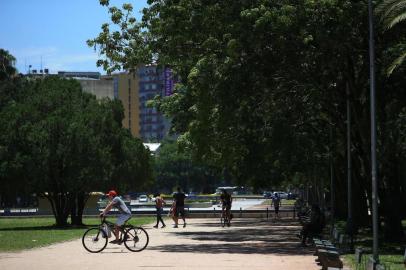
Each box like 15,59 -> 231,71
50,192 -> 70,227
381,158 -> 405,241
70,192 -> 88,226
77,192 -> 88,225
382,195 -> 404,241
70,193 -> 78,225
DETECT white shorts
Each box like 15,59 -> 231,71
116,213 -> 131,226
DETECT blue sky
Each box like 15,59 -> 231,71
0,0 -> 148,74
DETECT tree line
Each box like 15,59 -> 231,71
0,49 -> 153,226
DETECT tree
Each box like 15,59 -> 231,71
153,139 -> 221,193
0,49 -> 17,80
376,0 -> 406,75
0,76 -> 153,226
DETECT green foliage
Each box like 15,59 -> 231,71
0,48 -> 17,80
0,74 -> 153,226
91,0 -> 406,238
376,0 -> 406,74
153,139 -> 221,193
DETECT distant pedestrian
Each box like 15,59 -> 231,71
153,193 -> 166,228
168,201 -> 176,221
271,193 -> 281,219
172,187 -> 186,228
220,189 -> 233,226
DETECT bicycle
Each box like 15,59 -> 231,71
82,217 -> 149,253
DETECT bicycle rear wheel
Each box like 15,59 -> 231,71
123,226 -> 149,252
220,214 -> 225,227
82,228 -> 108,253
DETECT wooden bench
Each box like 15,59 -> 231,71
313,237 -> 343,270
314,239 -> 338,254
319,254 -> 343,270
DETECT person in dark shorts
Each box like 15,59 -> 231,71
271,193 -> 281,219
172,187 -> 186,228
220,189 -> 233,226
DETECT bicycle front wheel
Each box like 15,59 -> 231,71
123,226 -> 149,252
82,228 -> 108,253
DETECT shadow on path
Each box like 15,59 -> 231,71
150,218 -> 312,256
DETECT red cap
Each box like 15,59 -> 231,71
106,190 -> 117,197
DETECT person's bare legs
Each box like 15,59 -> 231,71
109,224 -> 121,244
173,212 -> 178,227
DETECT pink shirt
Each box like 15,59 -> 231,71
155,197 -> 165,208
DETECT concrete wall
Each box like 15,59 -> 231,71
79,79 -> 114,100
37,194 -> 102,215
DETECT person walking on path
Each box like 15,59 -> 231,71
271,193 -> 281,219
173,187 -> 186,228
220,189 -> 233,226
153,193 -> 166,228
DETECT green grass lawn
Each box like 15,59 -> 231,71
344,253 -> 405,270
0,216 -> 155,252
332,220 -> 406,270
262,199 -> 296,206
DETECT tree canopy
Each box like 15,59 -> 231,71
0,49 -> 17,80
89,0 -> 406,239
0,73 -> 153,226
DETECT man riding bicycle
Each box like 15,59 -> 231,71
220,189 -> 232,226
99,190 -> 132,244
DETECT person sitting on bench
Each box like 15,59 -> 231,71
300,204 -> 325,246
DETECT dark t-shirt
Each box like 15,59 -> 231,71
173,192 -> 186,207
272,197 -> 281,209
220,193 -> 232,205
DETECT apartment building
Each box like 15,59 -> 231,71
138,65 -> 173,142
112,72 -> 140,137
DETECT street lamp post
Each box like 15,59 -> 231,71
346,83 -> 354,252
368,0 -> 379,265
329,125 -> 335,236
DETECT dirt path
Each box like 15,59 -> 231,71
0,218 -> 320,270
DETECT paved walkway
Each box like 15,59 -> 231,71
0,218 -> 320,270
